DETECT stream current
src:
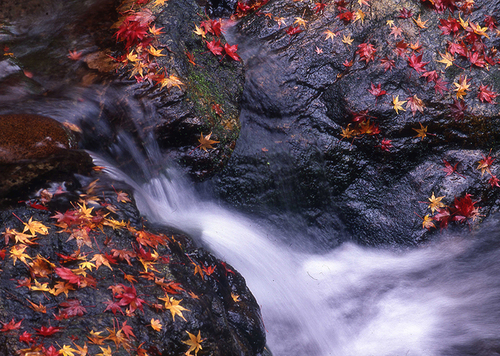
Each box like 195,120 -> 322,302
2,1 -> 500,355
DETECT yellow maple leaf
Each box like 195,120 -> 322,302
340,124 -> 356,140
79,260 -> 96,271
458,13 -> 469,30
10,244 -> 31,265
153,0 -> 168,6
323,30 -> 336,41
386,19 -> 394,27
159,295 -> 190,321
453,75 -> 470,99
126,51 -> 138,63
23,217 -> 49,236
26,299 -> 47,313
353,9 -> 365,24
96,345 -> 113,356
149,25 -> 164,36
50,281 -> 75,297
294,17 -> 307,28
422,214 -> 435,230
182,330 -> 205,356
413,14 -> 428,29
159,74 -> 184,90
193,24 -> 206,38
413,122 -> 428,140
73,343 -> 88,356
198,132 -> 219,151
87,330 -> 106,345
151,318 -> 162,331
30,279 -> 51,292
437,51 -> 454,69
426,192 -> 446,213
90,254 -> 113,270
470,21 -> 490,38
147,45 -> 166,57
392,95 -> 406,114
13,230 -> 38,245
60,344 -> 78,356
342,34 -> 353,45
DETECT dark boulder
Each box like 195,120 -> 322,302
0,181 -> 266,356
210,0 -> 500,248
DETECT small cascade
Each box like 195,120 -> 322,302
94,155 -> 500,356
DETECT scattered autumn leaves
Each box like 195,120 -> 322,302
416,150 -> 498,231
0,179 -> 238,355
299,0 -> 500,153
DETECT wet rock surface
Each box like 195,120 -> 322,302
0,181 -> 266,356
0,114 -> 93,201
210,0 -> 500,248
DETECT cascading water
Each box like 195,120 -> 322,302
93,154 -> 500,356
3,1 -> 500,354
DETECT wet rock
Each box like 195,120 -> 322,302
0,114 -> 93,201
102,0 -> 244,179
0,184 -> 266,356
210,0 -> 500,247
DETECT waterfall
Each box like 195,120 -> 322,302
93,156 -> 500,356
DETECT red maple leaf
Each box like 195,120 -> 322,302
407,53 -> 429,73
394,40 -> 408,57
468,51 -> 486,68
449,99 -> 467,120
489,175 -> 500,188
442,159 -> 465,178
224,43 -> 240,61
451,194 -> 480,223
337,10 -> 354,22
19,331 -> 35,344
434,77 -> 449,95
434,208 -> 452,230
448,41 -> 468,57
477,84 -> 498,104
313,2 -> 326,14
285,25 -> 302,36
115,19 -> 149,50
439,17 -> 460,35
121,320 -> 136,339
398,7 -> 413,19
115,284 -> 146,313
368,83 -> 387,98
35,325 -> 62,337
58,299 -> 87,318
421,70 -> 439,83
356,43 -> 377,63
377,138 -> 392,152
55,267 -> 82,286
206,39 -> 223,56
210,19 -> 222,37
1,318 -> 22,332
484,15 -> 497,30
42,345 -> 59,356
380,57 -> 395,71
103,299 -> 125,315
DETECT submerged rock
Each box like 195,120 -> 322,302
0,114 -> 93,201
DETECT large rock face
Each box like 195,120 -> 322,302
211,0 -> 500,248
0,183 -> 266,356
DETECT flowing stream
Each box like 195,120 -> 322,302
2,2 -> 500,355
94,153 -> 500,356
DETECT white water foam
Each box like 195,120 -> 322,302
95,160 -> 500,356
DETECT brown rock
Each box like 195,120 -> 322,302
0,114 -> 74,163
